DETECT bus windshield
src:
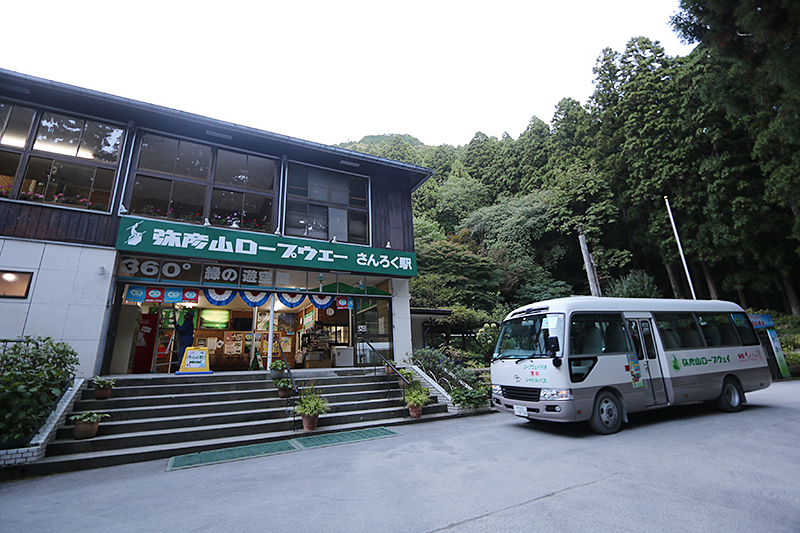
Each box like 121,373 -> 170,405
493,313 -> 564,360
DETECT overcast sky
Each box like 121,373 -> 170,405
4,1 -> 694,148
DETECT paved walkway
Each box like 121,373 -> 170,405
2,381 -> 800,532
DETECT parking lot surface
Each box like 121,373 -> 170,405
2,380 -> 799,532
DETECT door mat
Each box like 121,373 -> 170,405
166,427 -> 401,471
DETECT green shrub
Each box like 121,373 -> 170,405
294,382 -> 330,417
0,336 -> 79,443
451,387 -> 489,408
605,270 -> 662,298
403,384 -> 430,407
411,347 -> 483,392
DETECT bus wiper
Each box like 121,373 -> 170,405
514,353 -> 547,362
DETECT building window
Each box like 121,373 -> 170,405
131,134 -> 276,232
0,270 -> 33,298
285,163 -> 368,244
0,102 -> 124,212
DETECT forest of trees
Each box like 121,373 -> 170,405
337,1 -> 800,328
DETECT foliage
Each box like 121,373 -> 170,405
410,348 -> 483,392
269,359 -> 286,370
275,378 -> 293,389
93,376 -> 117,389
0,336 -> 79,442
604,270 -> 663,298
397,369 -> 416,385
403,384 -> 430,408
294,382 -> 330,417
450,387 -> 490,409
70,412 -> 110,423
412,239 -> 501,311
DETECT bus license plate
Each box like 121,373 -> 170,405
513,405 -> 528,417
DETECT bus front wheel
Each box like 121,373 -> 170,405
715,378 -> 744,413
589,390 -> 622,435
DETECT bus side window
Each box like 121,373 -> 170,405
732,313 -> 759,345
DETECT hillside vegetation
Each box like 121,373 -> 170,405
338,2 -> 800,333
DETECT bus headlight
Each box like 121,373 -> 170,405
491,385 -> 503,398
540,388 -> 572,401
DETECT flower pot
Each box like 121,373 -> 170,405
384,364 -> 395,375
94,387 -> 112,400
278,387 -> 291,399
301,414 -> 319,431
408,405 -> 423,418
270,369 -> 285,380
73,421 -> 100,440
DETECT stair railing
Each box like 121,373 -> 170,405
357,337 -> 409,399
273,338 -> 301,431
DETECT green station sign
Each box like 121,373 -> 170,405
116,216 -> 417,277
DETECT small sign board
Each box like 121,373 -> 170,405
176,347 -> 213,375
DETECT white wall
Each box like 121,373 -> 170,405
0,238 -> 116,378
392,277 -> 413,364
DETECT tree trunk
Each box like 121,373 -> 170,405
736,287 -> 748,309
665,262 -> 683,299
701,261 -> 720,300
783,274 -> 800,316
578,230 -> 602,297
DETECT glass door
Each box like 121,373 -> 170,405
354,297 -> 393,365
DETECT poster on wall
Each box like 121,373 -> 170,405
225,332 -> 243,354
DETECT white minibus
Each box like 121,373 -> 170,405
490,296 -> 772,434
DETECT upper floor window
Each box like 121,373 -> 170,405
285,163 -> 368,244
130,133 -> 276,232
0,102 -> 123,212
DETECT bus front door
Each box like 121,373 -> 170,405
629,319 -> 668,406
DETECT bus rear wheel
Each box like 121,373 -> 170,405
589,390 -> 622,435
715,377 -> 744,413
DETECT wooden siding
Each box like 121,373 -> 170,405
0,201 -> 119,247
370,175 -> 415,253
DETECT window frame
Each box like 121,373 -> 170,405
130,131 -> 278,232
0,100 -> 125,214
0,270 -> 33,299
284,162 -> 370,245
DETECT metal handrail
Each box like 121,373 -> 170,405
357,337 -> 410,387
274,340 -> 299,395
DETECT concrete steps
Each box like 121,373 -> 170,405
19,368 -> 452,475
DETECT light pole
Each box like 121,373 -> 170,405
664,196 -> 697,300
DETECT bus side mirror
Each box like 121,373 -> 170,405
547,337 -> 562,367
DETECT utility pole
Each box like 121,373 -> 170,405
578,227 -> 602,297
664,196 -> 697,300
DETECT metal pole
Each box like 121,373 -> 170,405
664,196 -> 697,300
266,293 -> 276,367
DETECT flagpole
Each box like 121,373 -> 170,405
664,196 -> 697,300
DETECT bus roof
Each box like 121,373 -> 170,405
503,296 -> 746,321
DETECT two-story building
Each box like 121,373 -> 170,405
0,68 -> 432,378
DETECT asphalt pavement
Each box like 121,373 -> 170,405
2,380 -> 799,533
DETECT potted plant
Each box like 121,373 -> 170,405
403,384 -> 430,419
275,378 -> 293,398
294,382 -> 330,431
70,411 -> 110,439
384,360 -> 396,375
92,376 -> 117,400
397,368 -> 415,388
269,359 -> 287,380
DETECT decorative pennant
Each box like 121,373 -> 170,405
240,291 -> 270,307
145,287 -> 164,302
163,287 -> 183,304
276,292 -> 306,308
203,288 -> 237,306
182,289 -> 199,303
309,294 -> 333,309
125,285 -> 146,303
